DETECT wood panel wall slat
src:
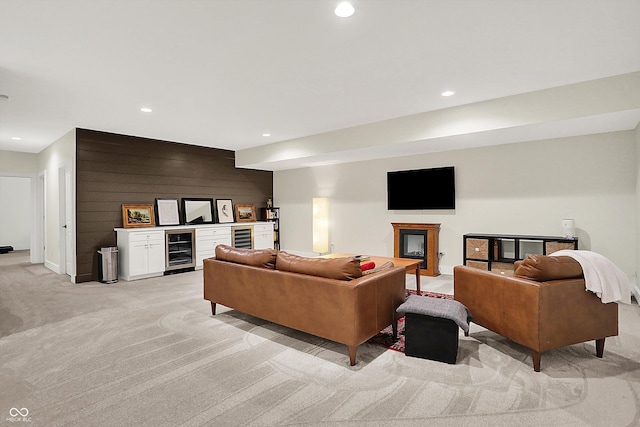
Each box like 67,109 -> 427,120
75,128 -> 273,283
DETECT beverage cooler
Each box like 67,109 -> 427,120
165,229 -> 195,272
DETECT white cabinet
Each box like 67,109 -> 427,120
116,222 -> 275,280
253,223 -> 274,250
117,230 -> 165,281
195,226 -> 231,269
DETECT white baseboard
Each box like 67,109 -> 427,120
44,260 -> 59,273
439,265 -> 454,276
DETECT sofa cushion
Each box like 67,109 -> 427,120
514,254 -> 583,281
215,244 -> 277,269
275,252 -> 362,280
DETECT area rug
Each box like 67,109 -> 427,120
367,290 -> 453,353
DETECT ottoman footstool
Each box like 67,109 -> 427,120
397,295 -> 472,364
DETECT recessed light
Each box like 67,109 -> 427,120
441,90 -> 455,97
11,137 -> 21,140
335,2 -> 355,17
262,133 -> 271,137
140,107 -> 152,113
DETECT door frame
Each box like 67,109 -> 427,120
57,164 -> 75,281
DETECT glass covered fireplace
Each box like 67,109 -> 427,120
399,229 -> 427,269
391,222 -> 441,276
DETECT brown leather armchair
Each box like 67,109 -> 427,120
454,255 -> 618,372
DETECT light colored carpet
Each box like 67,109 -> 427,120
1,250 -> 639,426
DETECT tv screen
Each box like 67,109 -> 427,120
387,166 -> 455,210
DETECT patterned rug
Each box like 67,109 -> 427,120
367,290 -> 453,353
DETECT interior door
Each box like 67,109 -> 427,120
64,170 -> 73,277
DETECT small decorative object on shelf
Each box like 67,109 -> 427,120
263,206 -> 280,250
562,218 -> 576,238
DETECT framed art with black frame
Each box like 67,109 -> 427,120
155,198 -> 180,226
181,198 -> 214,224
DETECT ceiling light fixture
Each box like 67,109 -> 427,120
262,133 -> 271,137
11,137 -> 22,140
335,2 -> 355,18
441,90 -> 455,97
140,107 -> 152,113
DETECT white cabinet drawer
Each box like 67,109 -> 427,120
197,227 -> 231,238
196,236 -> 232,253
129,231 -> 164,242
254,223 -> 272,232
196,229 -> 214,238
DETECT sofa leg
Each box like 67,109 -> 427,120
348,346 -> 357,366
595,338 -> 605,358
532,351 -> 541,372
211,302 -> 217,315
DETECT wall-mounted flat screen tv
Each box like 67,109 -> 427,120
387,166 -> 455,210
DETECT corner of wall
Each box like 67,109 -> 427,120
37,128 -> 76,274
636,122 -> 640,302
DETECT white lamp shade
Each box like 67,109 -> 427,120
312,198 -> 329,253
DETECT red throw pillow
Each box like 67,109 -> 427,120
360,261 -> 376,272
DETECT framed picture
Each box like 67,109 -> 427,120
181,198 -> 214,224
122,204 -> 155,228
234,204 -> 256,222
216,199 -> 234,223
155,198 -> 180,226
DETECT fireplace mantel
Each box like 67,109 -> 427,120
391,222 -> 440,276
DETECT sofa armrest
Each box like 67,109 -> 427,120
454,265 -> 542,349
351,266 -> 407,341
453,266 -> 540,341
537,279 -> 618,351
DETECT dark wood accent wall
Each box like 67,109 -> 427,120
75,128 -> 273,283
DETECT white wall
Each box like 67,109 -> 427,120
0,151 -> 39,174
274,131 -> 637,278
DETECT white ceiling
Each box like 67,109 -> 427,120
1,0 -> 640,170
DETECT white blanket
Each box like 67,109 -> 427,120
550,250 -> 631,304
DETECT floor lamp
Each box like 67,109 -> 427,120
312,198 -> 329,255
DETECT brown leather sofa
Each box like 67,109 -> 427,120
454,255 -> 618,371
203,245 -> 406,366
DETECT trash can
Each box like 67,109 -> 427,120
98,247 -> 118,283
